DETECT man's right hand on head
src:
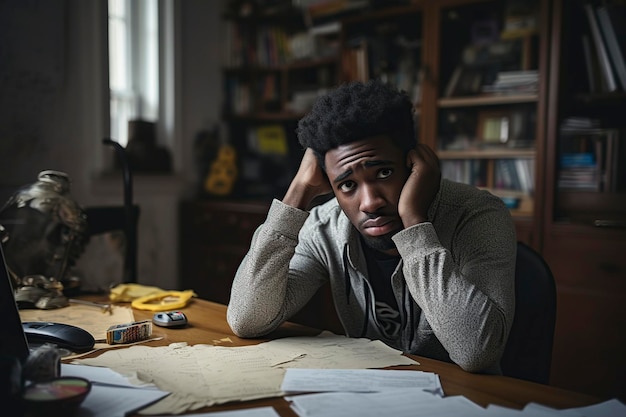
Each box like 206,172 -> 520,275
283,148 -> 333,210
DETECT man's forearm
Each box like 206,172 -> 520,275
227,200 -> 310,337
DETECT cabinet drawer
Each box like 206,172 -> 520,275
181,245 -> 249,304
543,234 -> 626,293
180,201 -> 268,245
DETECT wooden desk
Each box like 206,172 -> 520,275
84,297 -> 600,416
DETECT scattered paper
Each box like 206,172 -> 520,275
73,332 -> 418,415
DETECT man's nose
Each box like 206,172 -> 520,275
359,184 -> 385,214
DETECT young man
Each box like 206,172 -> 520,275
227,80 -> 517,374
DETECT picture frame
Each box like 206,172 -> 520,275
477,110 -> 511,144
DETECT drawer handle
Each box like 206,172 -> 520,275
598,262 -> 621,274
593,219 -> 626,228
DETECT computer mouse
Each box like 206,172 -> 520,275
22,322 -> 95,352
152,311 -> 188,328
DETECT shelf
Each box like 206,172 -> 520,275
478,187 -> 534,218
438,94 -> 538,108
439,148 -> 535,159
224,111 -> 304,121
223,56 -> 339,73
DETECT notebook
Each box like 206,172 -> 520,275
0,243 -> 30,365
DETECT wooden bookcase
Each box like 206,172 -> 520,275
420,0 -> 548,248
220,2 -> 342,200
543,0 -> 626,401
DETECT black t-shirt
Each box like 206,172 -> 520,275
362,239 -> 402,338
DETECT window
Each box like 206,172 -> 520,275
108,0 -> 159,147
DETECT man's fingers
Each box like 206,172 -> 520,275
416,144 -> 440,168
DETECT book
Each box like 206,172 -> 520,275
596,4 -> 626,91
444,66 -> 463,97
583,3 -> 618,92
581,34 -> 598,93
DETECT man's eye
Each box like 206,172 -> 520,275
339,181 -> 355,192
378,168 -> 393,179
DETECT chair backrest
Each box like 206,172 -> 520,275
83,204 -> 140,284
83,139 -> 139,284
500,241 -> 557,385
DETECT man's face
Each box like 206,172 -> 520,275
324,135 -> 409,255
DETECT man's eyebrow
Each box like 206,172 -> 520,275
333,169 -> 353,184
332,160 -> 394,184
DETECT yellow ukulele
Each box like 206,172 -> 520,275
204,144 -> 238,196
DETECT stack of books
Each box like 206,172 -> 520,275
558,152 -> 601,191
558,117 -> 622,192
481,70 -> 539,95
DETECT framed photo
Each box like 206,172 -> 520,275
477,110 -> 511,144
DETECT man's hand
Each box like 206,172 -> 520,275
283,148 -> 333,210
398,144 -> 441,227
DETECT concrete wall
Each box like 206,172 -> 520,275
0,0 -> 224,291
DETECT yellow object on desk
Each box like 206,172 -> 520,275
109,283 -> 167,302
130,290 -> 196,311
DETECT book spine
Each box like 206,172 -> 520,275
584,3 -> 618,92
581,35 -> 597,93
596,5 -> 626,91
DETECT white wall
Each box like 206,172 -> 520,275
0,0 -> 223,291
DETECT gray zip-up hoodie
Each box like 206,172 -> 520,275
227,179 -> 517,374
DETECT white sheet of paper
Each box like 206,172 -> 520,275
561,399 -> 626,417
150,407 -> 281,417
521,403 -> 585,416
75,384 -> 170,417
281,368 -> 442,395
62,363 -> 158,389
285,389 -> 485,417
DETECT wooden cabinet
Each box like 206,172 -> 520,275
179,199 -> 343,333
542,227 -> 626,400
179,200 -> 269,305
543,0 -> 626,400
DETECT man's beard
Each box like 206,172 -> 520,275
360,232 -> 396,252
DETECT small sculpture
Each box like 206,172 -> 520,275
0,170 -> 88,298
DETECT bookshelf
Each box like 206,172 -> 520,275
543,0 -> 626,400
220,1 -> 342,199
417,0 -> 548,247
339,4 -> 424,105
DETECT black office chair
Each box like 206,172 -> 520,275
82,139 -> 140,284
500,241 -> 557,385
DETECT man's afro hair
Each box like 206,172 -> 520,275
296,79 -> 416,167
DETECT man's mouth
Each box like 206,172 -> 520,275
361,217 -> 398,237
